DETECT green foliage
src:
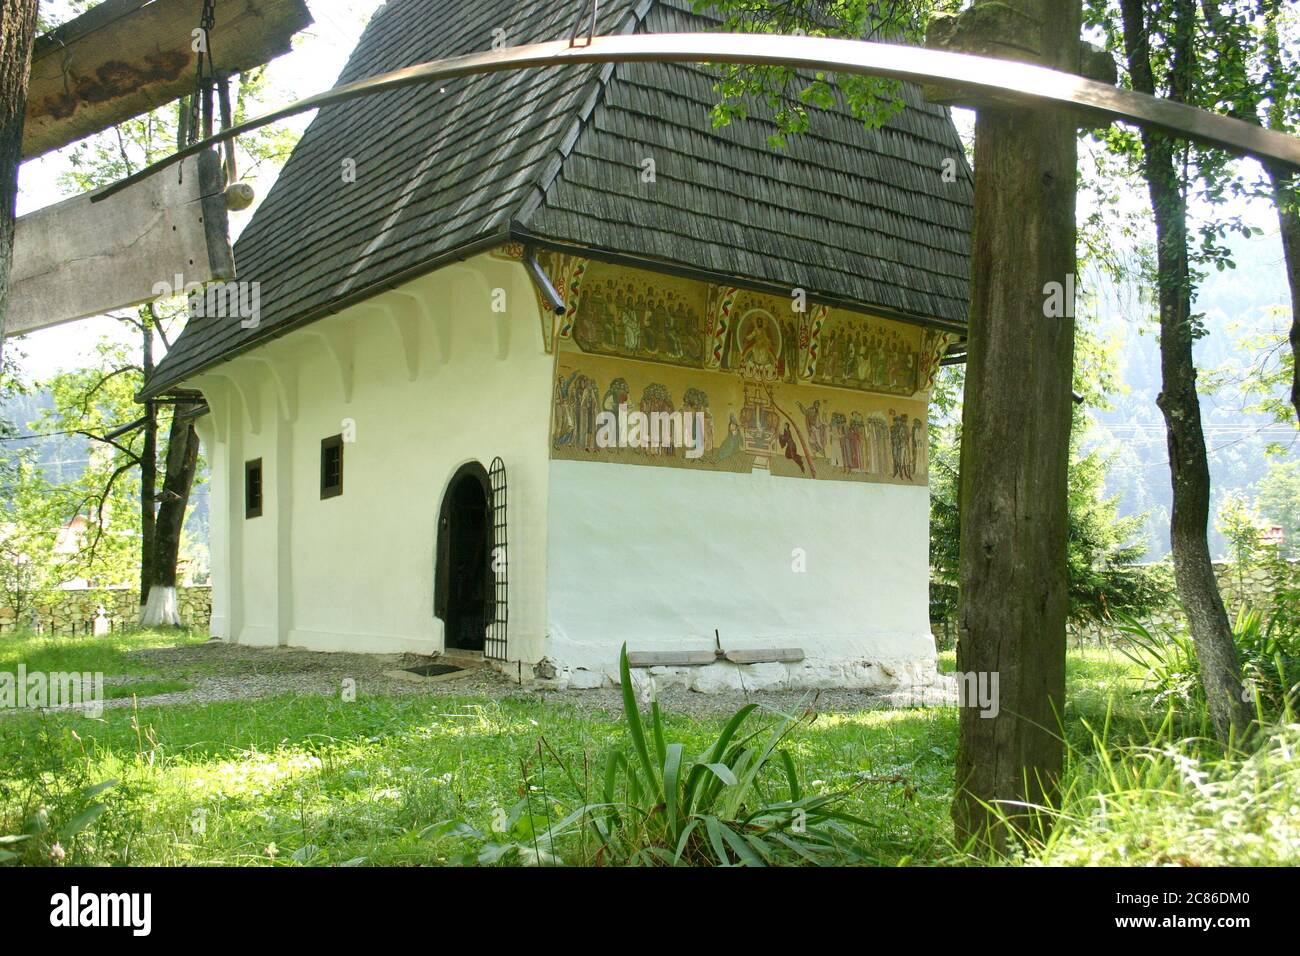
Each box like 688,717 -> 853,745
1113,615 -> 1203,709
31,340 -> 148,589
0,723 -> 126,866
437,646 -> 875,866
5,630 -> 1297,866
928,330 -> 1168,633
1066,448 -> 1169,626
0,453 -> 65,619
1115,607 -> 1299,719
1034,720 -> 1300,866
695,0 -> 961,147
1215,490 -> 1264,569
1257,459 -> 1300,557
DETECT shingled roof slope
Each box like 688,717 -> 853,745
144,0 -> 973,396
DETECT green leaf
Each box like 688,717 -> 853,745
701,762 -> 739,787
703,815 -> 731,865
80,780 -> 119,800
619,644 -> 661,800
778,749 -> 801,800
718,824 -> 764,867
663,744 -> 685,830
58,804 -> 106,840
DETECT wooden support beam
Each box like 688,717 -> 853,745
6,147 -> 232,337
23,0 -> 311,161
626,650 -> 717,668
723,648 -> 806,665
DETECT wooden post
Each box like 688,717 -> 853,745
929,0 -> 1081,853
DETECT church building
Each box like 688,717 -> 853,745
141,0 -> 973,691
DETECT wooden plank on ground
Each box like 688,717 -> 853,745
627,650 -> 717,668
723,648 -> 806,664
6,148 -> 233,337
23,0 -> 312,160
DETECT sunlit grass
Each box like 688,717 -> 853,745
1,630 -> 1296,866
0,628 -> 208,678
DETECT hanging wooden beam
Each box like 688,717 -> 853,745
6,148 -> 233,337
91,30 -> 1300,204
22,0 -> 312,161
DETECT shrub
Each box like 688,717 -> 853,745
434,646 -> 873,866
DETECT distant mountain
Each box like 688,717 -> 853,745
1087,230 -> 1297,561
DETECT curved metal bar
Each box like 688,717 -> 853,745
92,31 -> 1300,202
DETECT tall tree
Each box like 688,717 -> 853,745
700,0 -> 1081,852
929,0 -> 1081,852
0,0 -> 38,370
1101,0 -> 1253,741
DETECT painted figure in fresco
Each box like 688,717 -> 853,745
716,414 -> 744,463
575,373 -> 600,453
602,377 -> 631,428
682,387 -> 714,459
830,412 -> 848,471
621,290 -> 641,352
796,399 -> 828,457
848,412 -> 867,472
552,371 -> 578,448
636,295 -> 657,354
780,317 -> 799,379
640,382 -> 675,457
660,298 -> 682,358
911,417 -> 925,481
738,312 -> 781,379
868,413 -> 890,476
890,411 -> 911,480
778,423 -> 806,475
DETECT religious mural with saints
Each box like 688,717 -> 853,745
533,251 -> 950,487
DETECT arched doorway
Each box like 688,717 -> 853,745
435,462 -> 492,652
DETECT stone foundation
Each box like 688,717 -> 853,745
516,654 -> 939,695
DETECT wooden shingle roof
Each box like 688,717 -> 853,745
144,0 -> 973,397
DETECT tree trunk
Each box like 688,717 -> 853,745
948,0 -> 1080,852
1269,169 -> 1300,424
1120,0 -> 1252,743
139,326 -> 156,610
0,0 -> 38,370
140,402 -> 200,628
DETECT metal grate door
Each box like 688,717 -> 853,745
485,457 -> 509,661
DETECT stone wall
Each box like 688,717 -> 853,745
0,586 -> 212,635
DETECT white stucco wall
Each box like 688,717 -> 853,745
544,460 -> 936,690
185,250 -> 937,691
186,252 -> 555,662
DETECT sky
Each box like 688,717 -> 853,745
10,0 -> 387,381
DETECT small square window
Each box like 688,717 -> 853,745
321,435 -> 344,499
245,459 -> 263,519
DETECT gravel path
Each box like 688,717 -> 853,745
77,640 -> 958,717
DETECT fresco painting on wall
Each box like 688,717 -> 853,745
567,261 -> 709,369
551,351 -> 929,486
540,252 -> 942,391
540,253 -> 937,487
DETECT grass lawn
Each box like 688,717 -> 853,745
0,630 -> 1293,866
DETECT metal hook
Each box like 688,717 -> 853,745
568,0 -> 599,48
